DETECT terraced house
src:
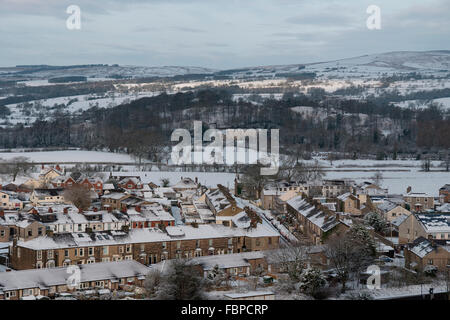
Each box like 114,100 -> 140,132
0,260 -> 149,300
10,223 -> 280,270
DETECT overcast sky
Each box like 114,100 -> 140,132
0,0 -> 449,69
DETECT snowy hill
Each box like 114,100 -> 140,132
217,51 -> 450,79
0,64 -> 217,81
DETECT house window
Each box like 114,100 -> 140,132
126,244 -> 132,253
64,249 -> 69,258
37,250 -> 42,260
177,241 -> 181,249
79,248 -> 84,256
162,242 -> 167,249
27,230 -> 32,237
428,259 -> 433,265
208,239 -> 213,246
79,282 -> 89,289
119,246 -> 124,254
0,230 -> 4,237
47,250 -> 54,259
88,247 -> 94,256
5,291 -> 16,299
103,246 -> 108,255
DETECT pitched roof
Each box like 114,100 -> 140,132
286,195 -> 340,232
0,261 -> 149,292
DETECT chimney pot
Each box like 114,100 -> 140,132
135,205 -> 141,213
63,207 -> 68,214
48,207 -> 53,213
93,207 -> 98,212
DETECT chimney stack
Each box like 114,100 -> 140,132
0,209 -> 4,218
121,207 -> 127,214
93,207 -> 98,212
48,207 -> 53,213
63,207 -> 68,214
107,206 -> 112,213
135,205 -> 141,213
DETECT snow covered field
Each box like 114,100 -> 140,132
0,150 -> 136,163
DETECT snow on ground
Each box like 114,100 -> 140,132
358,280 -> 448,300
0,150 -> 447,196
1,91 -> 160,127
393,97 -> 450,110
0,150 -> 136,163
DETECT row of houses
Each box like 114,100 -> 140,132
10,223 -> 280,270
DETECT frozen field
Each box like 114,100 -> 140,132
0,150 -> 136,163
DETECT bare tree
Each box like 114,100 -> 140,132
278,155 -> 325,182
267,244 -> 309,283
240,164 -> 271,199
371,170 -> 383,186
325,225 -> 376,293
63,184 -> 92,210
0,156 -> 32,181
160,178 -> 170,187
144,269 -> 163,298
153,259 -> 206,300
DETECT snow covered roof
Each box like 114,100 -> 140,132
0,261 -> 149,292
172,177 -> 198,189
103,183 -> 115,190
191,251 -> 265,270
17,223 -> 279,250
436,203 -> 450,213
417,213 -> 450,233
409,237 -> 435,258
101,192 -> 129,200
286,195 -> 340,232
337,192 -> 356,201
391,214 -> 409,227
118,177 -> 142,185
376,200 -> 399,213
403,192 -> 433,198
